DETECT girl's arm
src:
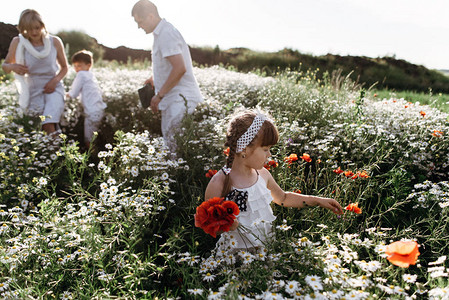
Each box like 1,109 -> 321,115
262,168 -> 344,215
43,36 -> 68,94
205,171 -> 226,199
1,37 -> 29,75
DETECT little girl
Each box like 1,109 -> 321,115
205,109 -> 343,251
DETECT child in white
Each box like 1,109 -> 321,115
67,50 -> 106,148
205,109 -> 344,252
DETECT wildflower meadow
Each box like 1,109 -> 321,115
0,63 -> 448,299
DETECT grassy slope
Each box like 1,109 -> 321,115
189,47 -> 449,94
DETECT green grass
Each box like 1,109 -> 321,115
0,63 -> 448,299
371,89 -> 449,113
0,60 -> 13,83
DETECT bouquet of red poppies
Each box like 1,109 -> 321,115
194,197 -> 240,238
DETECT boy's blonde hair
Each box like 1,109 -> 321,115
18,9 -> 47,37
222,109 -> 279,196
71,50 -> 94,65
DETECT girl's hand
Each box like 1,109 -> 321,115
13,64 -> 28,75
229,219 -> 239,231
43,78 -> 58,94
217,219 -> 239,236
317,197 -> 344,215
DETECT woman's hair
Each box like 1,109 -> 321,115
18,9 -> 47,37
221,109 -> 279,196
71,50 -> 93,65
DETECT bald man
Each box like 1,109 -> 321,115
132,0 -> 203,153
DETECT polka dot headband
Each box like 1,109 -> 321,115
236,114 -> 268,153
222,113 -> 271,175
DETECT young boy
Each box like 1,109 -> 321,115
66,50 -> 106,149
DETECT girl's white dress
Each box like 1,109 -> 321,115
216,172 -> 276,251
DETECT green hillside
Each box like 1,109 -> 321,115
190,47 -> 449,94
1,25 -> 448,94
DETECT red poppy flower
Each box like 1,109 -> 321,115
264,159 -> 279,170
223,147 -> 230,156
333,167 -> 344,174
194,197 -> 240,238
344,170 -> 354,178
385,241 -> 420,268
300,153 -> 312,163
284,154 -> 298,164
205,169 -> 218,178
345,202 -> 362,214
293,189 -> 301,194
432,130 -> 443,137
357,171 -> 369,178
419,111 -> 426,117
268,160 -> 279,167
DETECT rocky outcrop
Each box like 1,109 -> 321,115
0,22 -> 151,63
0,22 -> 19,59
100,45 -> 151,63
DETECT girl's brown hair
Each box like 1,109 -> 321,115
221,110 -> 279,196
18,9 -> 47,38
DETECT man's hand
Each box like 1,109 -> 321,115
145,76 -> 154,87
150,94 -> 162,113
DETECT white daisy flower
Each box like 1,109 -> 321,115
187,288 -> 203,295
0,281 -> 9,292
203,272 -> 216,282
305,275 -> 323,291
402,273 -> 417,283
285,280 -> 299,295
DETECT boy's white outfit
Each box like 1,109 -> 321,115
152,19 -> 203,150
68,70 -> 106,143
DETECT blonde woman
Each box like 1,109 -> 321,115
2,9 -> 68,135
